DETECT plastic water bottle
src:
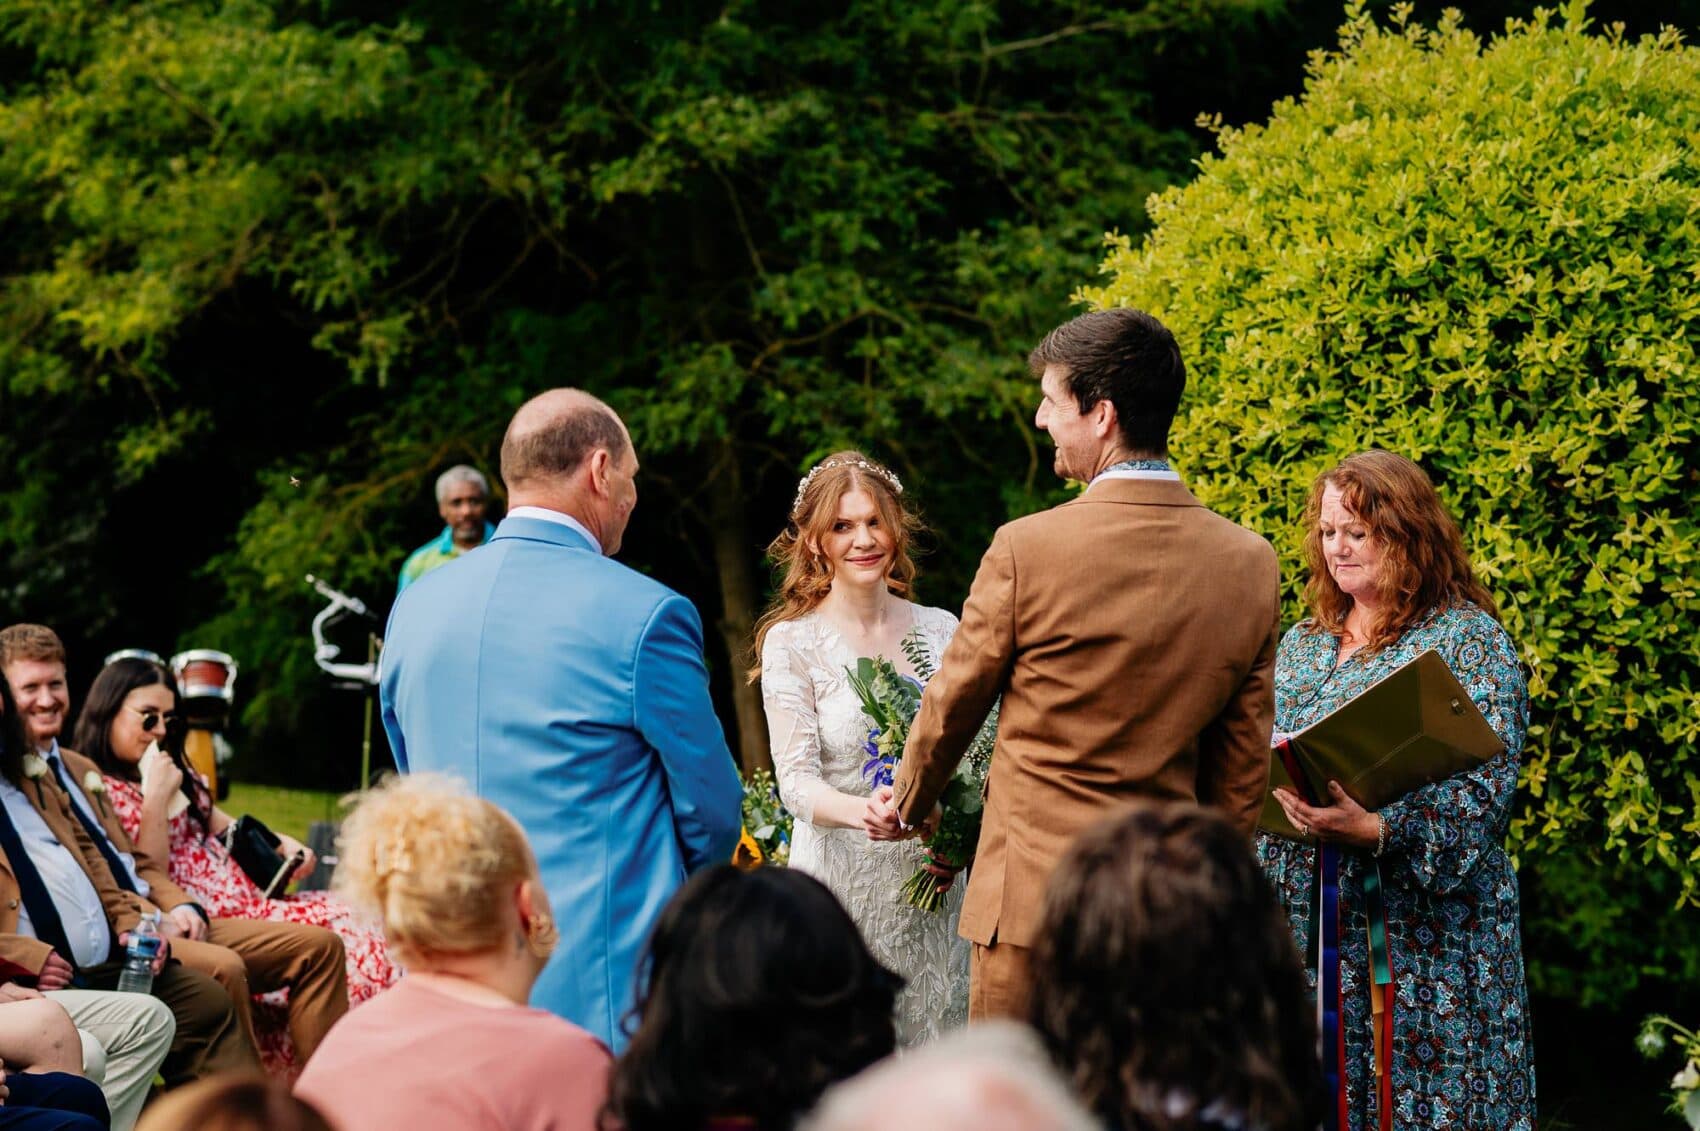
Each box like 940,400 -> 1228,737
115,911 -> 163,994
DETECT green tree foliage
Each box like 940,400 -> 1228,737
1080,2 -> 1700,997
0,0 -> 1280,781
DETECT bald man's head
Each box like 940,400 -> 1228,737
500,389 -> 630,491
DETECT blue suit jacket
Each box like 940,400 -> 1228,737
379,515 -> 743,1050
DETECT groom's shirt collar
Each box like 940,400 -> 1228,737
506,506 -> 603,555
1089,458 -> 1181,487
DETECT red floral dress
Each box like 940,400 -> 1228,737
106,775 -> 399,1075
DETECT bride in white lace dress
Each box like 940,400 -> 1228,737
754,452 -> 970,1048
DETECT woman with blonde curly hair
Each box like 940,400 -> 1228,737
294,774 -> 610,1131
750,450 -> 967,1047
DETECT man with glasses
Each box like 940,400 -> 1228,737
1,625 -> 347,1078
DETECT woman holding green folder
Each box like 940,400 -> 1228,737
1258,451 -> 1534,1131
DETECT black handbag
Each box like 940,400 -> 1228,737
222,815 -> 302,899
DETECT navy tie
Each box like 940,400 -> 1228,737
0,792 -> 77,966
46,756 -> 138,895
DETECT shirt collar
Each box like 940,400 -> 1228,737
505,506 -> 604,555
1090,458 -> 1181,487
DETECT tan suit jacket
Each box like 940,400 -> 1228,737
892,477 -> 1280,949
0,771 -> 149,974
53,747 -> 200,911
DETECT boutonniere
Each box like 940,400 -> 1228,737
21,754 -> 48,805
83,771 -> 110,818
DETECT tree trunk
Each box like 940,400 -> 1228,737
709,439 -> 771,775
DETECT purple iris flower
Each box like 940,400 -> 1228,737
861,726 -> 895,788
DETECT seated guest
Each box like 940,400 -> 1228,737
70,658 -> 395,1045
295,774 -> 608,1131
2,626 -> 348,1078
601,865 -> 900,1131
0,995 -> 110,1130
802,1023 -> 1096,1131
0,666 -> 254,1090
139,1074 -> 333,1131
0,980 -> 171,1131
1029,803 -> 1324,1131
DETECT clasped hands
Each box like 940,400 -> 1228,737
861,785 -> 937,842
1271,780 -> 1381,850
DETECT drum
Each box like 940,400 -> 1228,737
170,649 -> 238,727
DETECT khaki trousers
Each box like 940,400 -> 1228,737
48,989 -> 175,1131
968,940 -> 1034,1023
175,919 -> 349,1064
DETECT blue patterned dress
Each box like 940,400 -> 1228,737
1255,603 -> 1535,1131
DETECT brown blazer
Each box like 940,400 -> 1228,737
892,477 -> 1280,949
50,746 -> 200,912
0,771 -> 151,974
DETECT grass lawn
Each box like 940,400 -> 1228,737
224,781 -> 345,844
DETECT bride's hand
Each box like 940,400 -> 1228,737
863,786 -> 905,841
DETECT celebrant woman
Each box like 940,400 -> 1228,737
1257,450 -> 1534,1131
751,451 -> 968,1047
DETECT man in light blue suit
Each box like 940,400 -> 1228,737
379,388 -> 744,1051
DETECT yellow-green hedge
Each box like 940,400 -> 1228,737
1082,4 -> 1699,900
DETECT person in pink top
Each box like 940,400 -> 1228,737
294,774 -> 610,1131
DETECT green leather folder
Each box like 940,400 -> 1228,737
1258,648 -> 1505,842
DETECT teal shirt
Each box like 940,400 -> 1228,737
397,523 -> 495,594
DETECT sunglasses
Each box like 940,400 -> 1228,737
128,706 -> 179,733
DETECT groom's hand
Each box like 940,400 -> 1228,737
863,785 -> 906,841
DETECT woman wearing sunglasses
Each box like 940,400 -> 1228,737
71,658 -> 397,1072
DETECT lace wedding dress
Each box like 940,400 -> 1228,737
759,605 -> 970,1047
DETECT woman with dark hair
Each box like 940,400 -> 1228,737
137,1073 -> 333,1131
71,659 -> 396,1071
751,451 -> 968,1046
1030,803 -> 1323,1131
1258,450 -> 1534,1131
602,864 -> 901,1131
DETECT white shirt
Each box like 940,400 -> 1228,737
43,741 -> 150,898
0,779 -> 113,967
507,506 -> 603,555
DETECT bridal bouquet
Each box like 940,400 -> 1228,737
848,632 -> 999,912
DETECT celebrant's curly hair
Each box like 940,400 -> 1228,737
1302,449 -> 1499,651
1030,803 -> 1324,1131
73,657 -> 212,833
602,865 -> 901,1131
747,449 -> 922,681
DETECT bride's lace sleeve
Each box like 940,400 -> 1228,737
759,621 -> 831,825
918,605 -> 961,667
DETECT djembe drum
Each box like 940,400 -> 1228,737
169,650 -> 238,797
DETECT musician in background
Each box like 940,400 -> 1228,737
397,465 -> 495,594
1257,450 -> 1533,1131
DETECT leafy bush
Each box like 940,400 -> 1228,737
1079,2 -> 1700,989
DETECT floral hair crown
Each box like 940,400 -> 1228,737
792,458 -> 903,515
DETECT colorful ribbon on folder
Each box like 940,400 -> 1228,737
1275,737 -> 1395,1131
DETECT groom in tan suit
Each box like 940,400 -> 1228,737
868,307 -> 1280,1021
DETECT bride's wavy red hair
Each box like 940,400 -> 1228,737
1302,450 -> 1498,650
747,451 -> 922,682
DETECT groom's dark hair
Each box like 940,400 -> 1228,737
1028,307 -> 1185,457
